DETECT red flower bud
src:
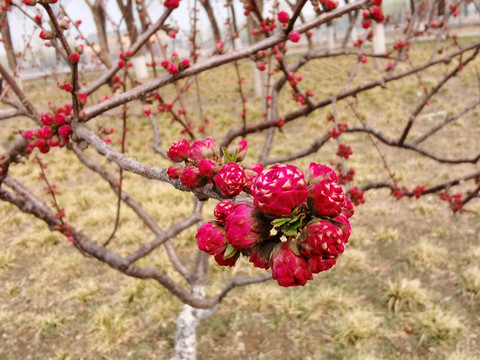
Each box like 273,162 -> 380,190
179,166 -> 206,188
308,180 -> 345,217
300,219 -> 345,258
288,32 -> 301,43
214,200 -> 236,224
167,164 -> 184,179
196,222 -> 226,256
277,11 -> 290,24
252,164 -> 309,217
271,242 -> 312,287
69,53 -> 80,63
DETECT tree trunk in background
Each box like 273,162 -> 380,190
116,0 -> 139,45
247,0 -> 266,97
175,285 -> 215,360
200,0 -> 221,42
327,21 -> 335,50
0,12 -> 17,71
87,0 -> 112,68
373,22 -> 386,55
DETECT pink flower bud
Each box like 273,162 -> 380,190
180,59 -> 190,68
58,125 -> 72,138
252,163 -> 309,217
214,163 -> 246,197
69,53 -> 80,63
334,215 -> 351,244
235,140 -> 248,162
224,204 -> 260,249
54,113 -> 66,126
197,159 -> 217,178
39,30 -> 54,40
62,83 -> 73,92
167,139 -> 190,162
341,197 -> 354,218
306,162 -> 338,185
41,113 -> 53,126
188,138 -> 218,163
277,11 -> 290,24
214,200 -> 236,224
164,0 -> 179,9
308,255 -> 338,274
362,19 -> 372,29
214,250 -> 239,267
167,163 -> 184,179
288,32 -> 301,43
78,93 -> 87,105
196,222 -> 226,256
249,248 -> 270,269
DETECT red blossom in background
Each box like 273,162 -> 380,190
347,187 -> 365,206
392,186 -> 409,200
336,144 -> 353,159
69,53 -> 80,63
277,11 -> 290,25
413,185 -> 426,198
288,32 -> 301,43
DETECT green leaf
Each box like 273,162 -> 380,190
271,217 -> 293,227
222,147 -> 232,164
223,244 -> 238,259
231,149 -> 238,163
281,219 -> 302,237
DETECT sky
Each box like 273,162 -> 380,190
5,0 -> 225,53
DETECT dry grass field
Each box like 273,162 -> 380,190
1,39 -> 480,359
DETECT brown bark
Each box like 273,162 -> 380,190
200,0 -> 221,42
116,0 -> 139,45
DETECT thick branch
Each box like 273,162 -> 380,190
72,125 -> 222,200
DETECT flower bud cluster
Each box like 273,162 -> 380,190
362,0 -> 384,29
161,53 -> 191,75
166,138 -> 250,192
194,153 -> 354,287
23,103 -> 74,154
